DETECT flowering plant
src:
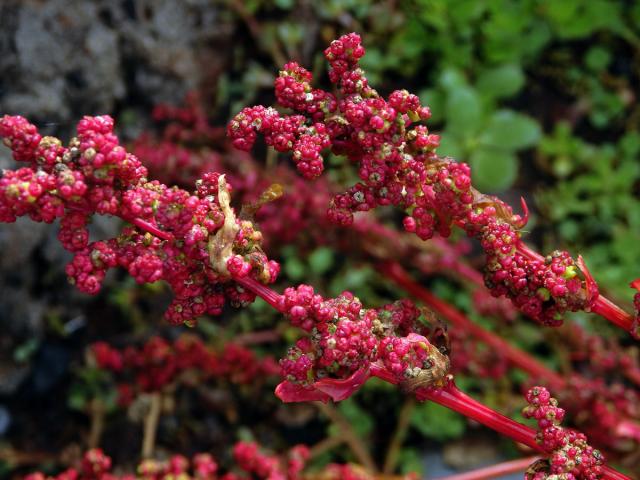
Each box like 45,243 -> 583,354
2,33 -> 639,480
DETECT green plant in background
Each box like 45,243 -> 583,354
536,125 -> 640,301
420,67 -> 540,192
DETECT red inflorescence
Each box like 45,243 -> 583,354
0,114 -> 279,326
90,335 -> 278,403
274,286 -> 449,403
24,443 -> 311,480
523,386 -> 604,480
228,32 -> 607,328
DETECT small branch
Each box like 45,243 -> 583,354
87,399 -> 105,449
383,398 -> 415,474
315,401 -> 377,473
591,296 -> 634,332
433,455 -> 541,480
233,328 -> 282,345
309,435 -> 345,459
234,275 -> 285,312
128,217 -> 174,242
141,392 -> 162,459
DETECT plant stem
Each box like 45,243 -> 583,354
141,392 -> 162,459
315,401 -> 377,473
128,217 -> 175,242
233,328 -> 282,345
591,296 -> 634,331
234,276 -> 284,312
87,399 -> 105,449
383,398 -> 415,474
309,435 -> 345,459
433,456 -> 541,480
381,261 -> 566,389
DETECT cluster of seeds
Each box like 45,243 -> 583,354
276,286 -> 449,402
91,335 -> 278,404
228,32 -> 611,328
24,442 -> 309,480
0,115 -> 279,326
523,387 -> 604,480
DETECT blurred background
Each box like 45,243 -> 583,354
0,0 -> 639,478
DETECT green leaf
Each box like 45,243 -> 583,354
436,132 -> 465,159
284,256 -> 305,281
308,247 -> 334,275
397,448 -> 424,476
438,68 -> 467,92
476,64 -> 525,99
481,110 -> 541,150
585,46 -> 611,71
336,398 -> 373,437
411,401 -> 465,441
470,147 -> 518,192
445,86 -> 483,135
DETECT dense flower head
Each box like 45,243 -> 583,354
0,114 -> 279,326
523,387 -> 604,480
89,336 -> 278,398
275,286 -> 450,402
24,443 -> 314,480
227,32 -> 606,328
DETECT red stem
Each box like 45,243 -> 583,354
127,217 -> 175,242
381,261 -> 566,389
418,382 -> 630,480
434,455 -> 540,480
234,275 -> 285,312
591,296 -> 634,331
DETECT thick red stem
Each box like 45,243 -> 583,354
381,261 -> 566,389
591,296 -> 634,331
434,455 -> 540,480
233,276 -> 284,312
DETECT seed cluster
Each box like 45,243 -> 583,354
523,387 -> 604,480
0,115 -> 279,326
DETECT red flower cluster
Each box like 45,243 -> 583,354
0,115 -> 279,326
91,336 -> 278,402
24,443 -> 310,480
228,32 -> 612,328
523,387 -> 604,480
275,287 -> 449,402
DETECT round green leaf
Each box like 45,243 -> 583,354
481,110 -> 541,150
470,147 -> 518,192
411,401 -> 465,441
436,132 -> 464,159
308,247 -> 334,275
445,85 -> 482,135
476,64 -> 525,99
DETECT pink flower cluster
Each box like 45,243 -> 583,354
91,335 -> 278,403
523,387 -> 604,480
0,115 -> 279,326
228,33 -> 437,226
229,32 -> 605,328
24,443 -> 310,480
274,286 -> 448,402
